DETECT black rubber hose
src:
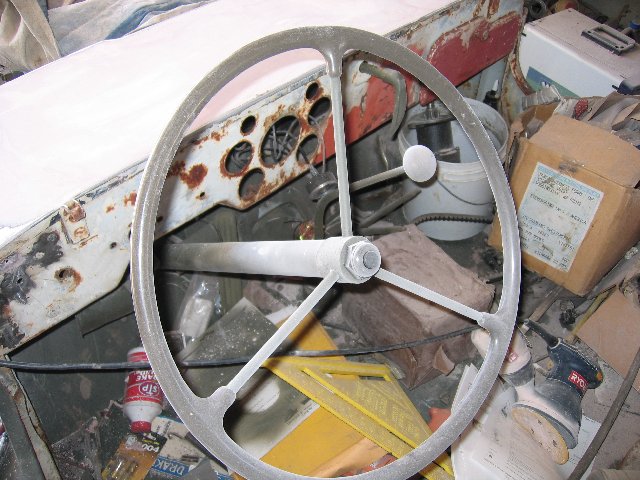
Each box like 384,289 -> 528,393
568,345 -> 640,480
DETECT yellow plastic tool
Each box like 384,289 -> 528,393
255,314 -> 386,477
264,356 -> 453,479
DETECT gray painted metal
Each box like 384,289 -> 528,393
131,26 -> 521,480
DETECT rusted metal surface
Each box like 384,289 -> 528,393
62,201 -> 86,223
0,0 -> 524,354
168,161 -> 209,189
508,42 -> 533,94
123,192 -> 137,207
54,267 -> 82,292
421,12 -> 522,105
60,201 -> 91,244
489,0 -> 502,16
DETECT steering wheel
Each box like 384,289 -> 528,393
131,26 -> 520,480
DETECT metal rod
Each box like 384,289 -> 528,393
350,166 -> 405,192
328,72 -> 353,237
161,241 -> 327,278
358,62 -> 407,140
375,268 -> 484,323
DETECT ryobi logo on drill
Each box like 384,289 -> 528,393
568,370 -> 587,394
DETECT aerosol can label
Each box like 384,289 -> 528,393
126,349 -> 163,405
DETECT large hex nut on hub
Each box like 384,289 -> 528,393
345,240 -> 381,280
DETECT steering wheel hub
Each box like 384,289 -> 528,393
345,240 -> 381,280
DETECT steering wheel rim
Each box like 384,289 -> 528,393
131,26 -> 520,480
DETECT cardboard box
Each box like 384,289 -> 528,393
490,111 -> 640,295
577,288 -> 640,391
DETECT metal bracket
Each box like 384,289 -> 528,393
60,200 -> 90,244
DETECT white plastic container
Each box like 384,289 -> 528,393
123,347 -> 164,433
519,9 -> 640,97
400,98 -> 507,241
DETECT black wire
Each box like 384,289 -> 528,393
1,325 -> 479,372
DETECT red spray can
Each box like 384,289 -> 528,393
123,347 -> 163,433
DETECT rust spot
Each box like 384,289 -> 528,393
63,201 -> 86,222
472,0 -> 486,17
73,226 -> 88,238
2,304 -> 12,319
263,104 -> 290,128
72,270 -> 82,289
124,192 -> 137,207
210,131 -> 222,141
106,204 -> 115,213
191,136 -> 207,146
508,44 -> 534,95
55,267 -> 82,292
488,0 -> 500,16
180,164 -> 208,189
168,160 -> 185,177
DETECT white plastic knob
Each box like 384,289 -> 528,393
403,144 -> 437,183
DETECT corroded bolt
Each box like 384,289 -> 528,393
345,241 -> 381,280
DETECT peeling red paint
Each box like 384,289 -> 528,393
105,204 -> 115,213
124,192 -> 137,207
422,12 -> 521,105
316,11 -> 519,157
322,117 -> 336,160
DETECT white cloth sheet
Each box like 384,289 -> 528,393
0,0 -> 451,245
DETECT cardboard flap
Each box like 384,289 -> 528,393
530,115 -> 640,187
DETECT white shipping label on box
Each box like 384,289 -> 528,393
518,163 -> 603,271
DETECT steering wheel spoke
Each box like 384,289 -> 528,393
375,268 -> 487,325
326,65 -> 353,237
226,271 -> 339,393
